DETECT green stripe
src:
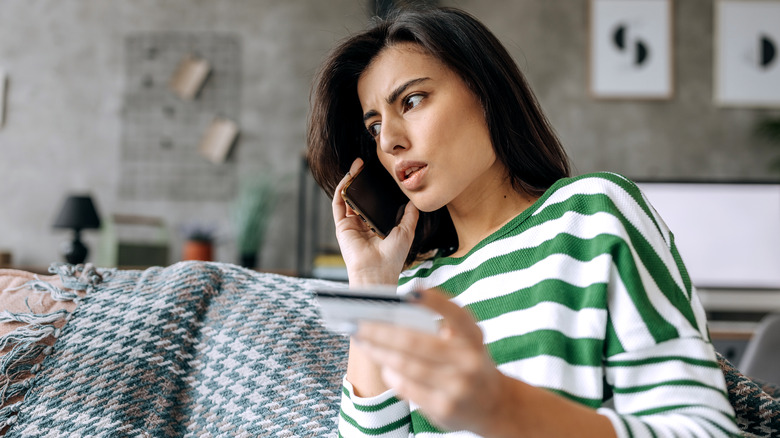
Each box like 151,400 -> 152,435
669,232 -> 695,305
604,316 -> 626,356
610,240 -> 680,344
619,415 -> 636,438
488,330 -> 604,367
466,279 -> 607,322
685,413 -> 740,437
410,410 -> 446,433
631,403 -> 706,416
606,355 -> 719,369
611,379 -> 727,398
339,409 -> 411,435
341,386 -> 401,412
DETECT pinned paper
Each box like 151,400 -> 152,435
169,54 -> 211,100
199,117 -> 239,164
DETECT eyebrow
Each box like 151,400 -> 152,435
362,77 -> 431,123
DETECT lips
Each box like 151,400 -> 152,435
403,166 -> 423,180
396,161 -> 428,190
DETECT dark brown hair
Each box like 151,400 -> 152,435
306,6 -> 570,265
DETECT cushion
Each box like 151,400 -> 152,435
0,266 -> 86,435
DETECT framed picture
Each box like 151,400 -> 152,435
589,0 -> 673,99
715,0 -> 780,107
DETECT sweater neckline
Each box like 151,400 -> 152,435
435,176 -> 570,264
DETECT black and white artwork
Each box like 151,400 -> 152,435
715,0 -> 780,107
589,0 -> 673,99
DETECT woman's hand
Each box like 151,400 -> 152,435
353,288 -> 509,434
333,158 -> 419,286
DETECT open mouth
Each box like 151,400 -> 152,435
399,164 -> 428,182
402,166 -> 425,181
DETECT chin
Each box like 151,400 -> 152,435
408,194 -> 447,213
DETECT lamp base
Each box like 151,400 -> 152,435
61,231 -> 88,265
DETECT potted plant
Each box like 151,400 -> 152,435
231,175 -> 277,268
181,223 -> 217,261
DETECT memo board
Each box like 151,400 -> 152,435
119,33 -> 242,201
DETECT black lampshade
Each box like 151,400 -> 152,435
53,195 -> 101,230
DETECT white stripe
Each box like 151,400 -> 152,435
643,413 -> 722,438
614,386 -> 733,416
607,263 -> 656,351
620,414 -> 656,438
689,287 -> 710,338
647,406 -> 739,436
341,377 -> 411,433
479,301 -> 607,344
597,408 -> 631,438
608,360 -> 726,390
452,253 -> 613,308
606,336 -> 717,363
498,355 -> 603,399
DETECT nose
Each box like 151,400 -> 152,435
377,116 -> 408,156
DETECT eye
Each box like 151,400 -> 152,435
366,122 -> 381,138
402,94 -> 424,112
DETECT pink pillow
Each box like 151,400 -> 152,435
0,269 -> 84,434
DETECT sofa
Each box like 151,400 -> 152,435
0,262 -> 776,437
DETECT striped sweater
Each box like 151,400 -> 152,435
338,172 -> 740,437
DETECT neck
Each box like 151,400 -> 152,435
447,173 -> 538,258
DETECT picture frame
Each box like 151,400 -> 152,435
714,0 -> 780,107
589,0 -> 673,100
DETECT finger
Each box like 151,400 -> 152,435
332,158 -> 364,223
379,365 -> 439,400
412,289 -> 483,345
387,201 -> 419,241
356,320 -> 450,365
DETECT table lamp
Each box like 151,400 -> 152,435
52,195 -> 101,264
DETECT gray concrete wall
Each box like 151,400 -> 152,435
0,0 -> 778,271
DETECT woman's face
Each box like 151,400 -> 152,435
357,43 -> 505,213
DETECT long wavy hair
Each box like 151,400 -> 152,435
306,6 -> 570,266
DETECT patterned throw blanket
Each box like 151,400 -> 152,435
5,262 -> 349,437
0,262 -> 777,437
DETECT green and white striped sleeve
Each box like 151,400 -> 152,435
338,377 -> 412,437
576,173 -> 740,437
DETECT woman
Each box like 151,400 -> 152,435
307,6 -> 739,438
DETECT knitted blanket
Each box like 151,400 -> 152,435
3,262 -> 349,437
0,262 -> 776,436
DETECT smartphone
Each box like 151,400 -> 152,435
341,159 -> 409,239
314,286 -> 439,335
